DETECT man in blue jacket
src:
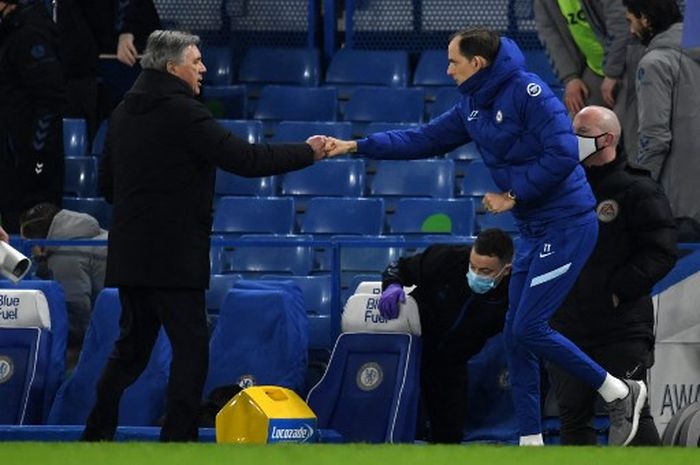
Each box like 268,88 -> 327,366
325,27 -> 645,446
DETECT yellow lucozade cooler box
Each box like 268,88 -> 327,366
215,385 -> 318,444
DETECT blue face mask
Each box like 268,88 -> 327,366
467,268 -> 496,294
467,265 -> 508,294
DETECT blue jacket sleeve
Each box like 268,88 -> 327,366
509,83 -> 580,203
356,106 -> 471,159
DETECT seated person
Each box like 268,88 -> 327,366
378,228 -> 513,443
20,203 -> 107,368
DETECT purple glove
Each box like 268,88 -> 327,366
378,284 -> 405,320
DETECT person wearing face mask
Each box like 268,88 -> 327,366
325,27 -> 648,447
378,228 -> 513,443
622,0 -> 700,234
549,105 -> 677,445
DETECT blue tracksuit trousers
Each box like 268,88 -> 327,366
504,216 -> 607,436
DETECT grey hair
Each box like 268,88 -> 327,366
140,30 -> 200,71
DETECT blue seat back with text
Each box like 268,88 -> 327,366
0,280 -> 67,422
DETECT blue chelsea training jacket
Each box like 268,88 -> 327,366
356,37 -> 596,229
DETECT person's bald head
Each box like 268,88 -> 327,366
574,106 -> 621,143
573,106 -> 620,167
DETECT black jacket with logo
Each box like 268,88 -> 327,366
0,2 -> 65,231
551,153 -> 677,347
382,244 -> 509,362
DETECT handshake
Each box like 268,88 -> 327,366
305,136 -> 358,161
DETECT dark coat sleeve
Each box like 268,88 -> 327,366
185,103 -> 315,177
381,245 -> 469,290
120,0 -> 161,51
609,179 -> 678,302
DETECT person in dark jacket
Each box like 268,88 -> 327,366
325,27 -> 645,446
0,0 -> 65,233
81,30 -> 327,443
57,0 -> 161,138
548,105 -> 677,445
378,228 -> 513,443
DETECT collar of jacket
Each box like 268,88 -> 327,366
124,69 -> 194,114
130,68 -> 194,97
583,147 -> 626,185
457,37 -> 525,107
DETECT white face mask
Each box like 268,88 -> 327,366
576,133 -> 607,162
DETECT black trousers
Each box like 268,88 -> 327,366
82,286 -> 209,442
420,340 -> 470,444
548,338 -> 660,445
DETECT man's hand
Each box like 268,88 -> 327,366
600,77 -> 618,108
117,33 -> 138,66
378,283 -> 405,320
482,192 -> 515,213
306,135 -> 328,161
324,137 -> 357,157
564,78 -> 589,115
0,226 -> 8,243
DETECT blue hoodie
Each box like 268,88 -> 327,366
357,38 -> 596,230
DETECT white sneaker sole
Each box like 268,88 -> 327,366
622,381 -> 647,447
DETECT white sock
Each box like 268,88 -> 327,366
597,373 -> 630,403
519,433 -> 544,446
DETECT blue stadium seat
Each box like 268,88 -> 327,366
215,171 -> 278,197
457,161 -> 499,202
325,49 -> 409,88
91,119 -> 108,157
261,274 -> 332,350
62,196 -> 113,229
445,142 -> 481,162
344,87 -> 424,125
217,119 -> 263,144
370,159 -> 455,203
0,288 -> 58,424
388,198 -> 475,236
206,273 -> 242,315
300,197 -> 384,236
202,85 -> 247,119
332,236 -> 405,289
0,328 -> 51,425
281,160 -> 366,201
427,86 -> 461,120
0,280 -> 69,423
239,47 -> 321,86
64,156 -> 98,197
63,118 -> 88,157
222,234 -> 314,276
254,86 -> 338,126
273,121 -> 352,142
205,285 -> 308,395
476,211 -> 519,234
212,197 -> 295,235
464,333 -> 519,443
46,288 -> 171,426
201,45 -> 234,86
413,49 -> 452,87
306,332 -> 421,443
